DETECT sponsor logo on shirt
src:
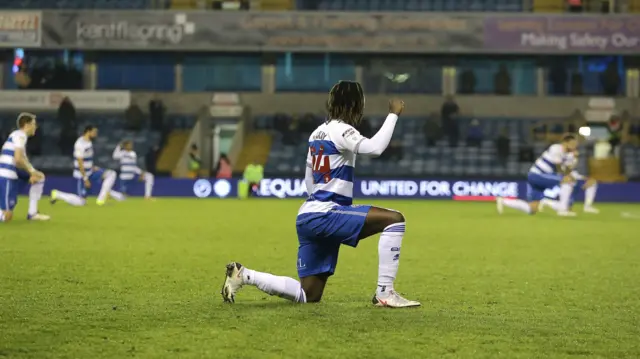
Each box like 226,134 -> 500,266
342,128 -> 355,138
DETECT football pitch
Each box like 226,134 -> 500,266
1,198 -> 639,359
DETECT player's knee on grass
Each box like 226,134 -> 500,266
304,289 -> 322,303
529,202 -> 539,214
300,276 -> 327,303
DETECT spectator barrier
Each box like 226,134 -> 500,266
23,176 -> 640,203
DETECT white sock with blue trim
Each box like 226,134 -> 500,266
109,190 -> 126,201
55,191 -> 85,206
98,170 -> 116,202
28,181 -> 44,216
502,198 -> 532,214
377,222 -> 405,296
144,173 -> 154,198
558,183 -> 574,212
242,268 -> 306,303
541,198 -> 561,212
585,184 -> 597,208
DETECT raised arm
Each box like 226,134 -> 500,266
355,113 -> 398,157
332,99 -> 404,157
331,113 -> 398,158
112,144 -> 124,160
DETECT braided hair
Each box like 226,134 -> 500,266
326,80 -> 365,126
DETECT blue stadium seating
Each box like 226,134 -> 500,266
0,0 -> 151,9
5,111 -> 637,180
622,145 -> 640,180
257,115 -> 612,178
299,0 -> 525,11
0,113 -> 195,173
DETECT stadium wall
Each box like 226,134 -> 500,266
131,93 -> 640,118
27,177 -> 640,203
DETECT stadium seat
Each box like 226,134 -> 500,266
260,115 -> 592,178
295,0 -> 529,11
329,0 -> 344,10
0,0 -> 150,8
353,0 -> 368,10
409,0 -> 421,9
343,0 -> 357,9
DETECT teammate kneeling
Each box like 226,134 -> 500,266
497,133 -> 579,217
0,113 -> 46,222
50,125 -> 125,206
222,81 -> 420,308
17,169 -> 50,221
539,150 -> 599,214
113,140 -> 154,199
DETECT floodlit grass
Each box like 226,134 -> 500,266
1,198 -> 639,359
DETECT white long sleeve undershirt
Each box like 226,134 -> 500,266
355,113 -> 398,157
112,145 -> 124,160
305,166 -> 314,195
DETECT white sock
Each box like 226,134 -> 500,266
109,190 -> 126,201
144,173 -> 154,198
558,183 -> 574,212
242,268 -> 306,303
377,222 -> 405,296
56,191 -> 86,206
502,198 -> 532,214
0,212 -> 4,222
541,198 -> 561,212
28,181 -> 44,216
98,170 -> 116,202
585,184 -> 597,208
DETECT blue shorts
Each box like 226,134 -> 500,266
568,180 -> 584,205
296,204 -> 371,278
76,169 -> 105,197
527,172 -> 564,202
16,169 -> 31,192
0,177 -> 18,211
119,174 -> 142,195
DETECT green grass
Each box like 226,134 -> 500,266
1,198 -> 639,359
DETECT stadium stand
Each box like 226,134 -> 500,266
0,113 -> 195,175
623,145 -> 640,179
295,0 -> 630,12
0,0 -> 153,9
622,118 -> 640,180
296,0 -> 526,11
256,115 -> 598,178
0,1 -> 636,182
